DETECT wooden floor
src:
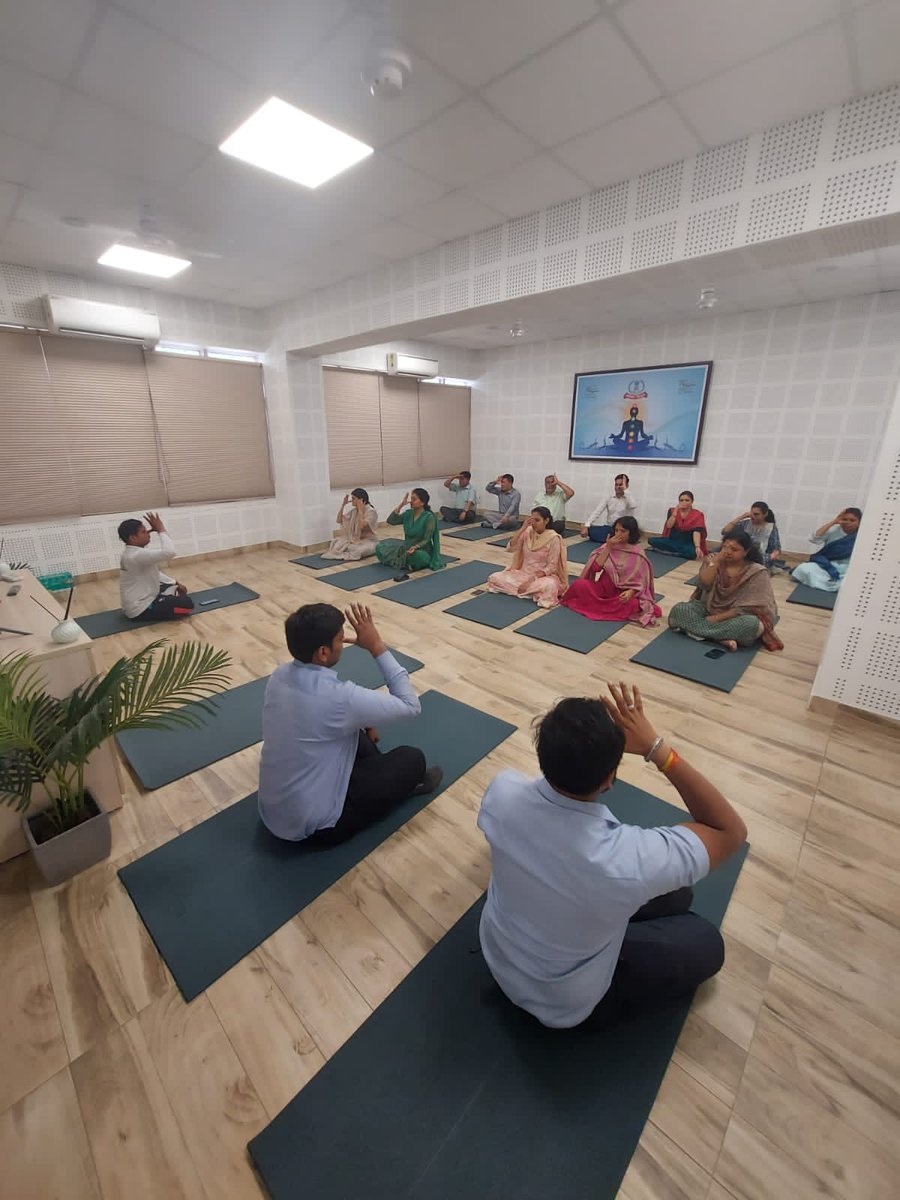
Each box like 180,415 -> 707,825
2,538 -> 899,1200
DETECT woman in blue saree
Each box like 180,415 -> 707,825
791,508 -> 861,592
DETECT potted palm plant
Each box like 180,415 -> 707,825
0,639 -> 232,885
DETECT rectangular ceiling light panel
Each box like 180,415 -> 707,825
98,244 -> 191,278
219,97 -> 373,188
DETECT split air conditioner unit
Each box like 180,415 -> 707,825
385,352 -> 439,378
43,295 -> 161,347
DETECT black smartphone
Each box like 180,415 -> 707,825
705,648 -> 726,659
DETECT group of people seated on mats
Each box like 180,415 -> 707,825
255,596 -> 746,1029
442,470 -> 575,533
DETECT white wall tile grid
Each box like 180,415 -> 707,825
813,378 -> 900,722
268,86 -> 900,356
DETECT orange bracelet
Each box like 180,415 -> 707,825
660,749 -> 679,774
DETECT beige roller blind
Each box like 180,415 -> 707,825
0,330 -> 78,522
418,383 -> 471,479
146,354 -> 274,503
41,335 -> 168,516
379,374 -> 420,485
323,367 -> 383,487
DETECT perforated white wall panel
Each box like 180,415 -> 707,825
813,381 -> 900,723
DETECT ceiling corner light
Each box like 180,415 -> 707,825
219,97 -> 373,188
97,243 -> 191,278
510,322 -> 525,338
696,287 -> 717,310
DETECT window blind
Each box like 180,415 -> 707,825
323,367 -> 383,488
0,330 -> 77,522
417,383 -> 472,479
145,354 -> 274,504
41,336 -> 168,516
379,375 -> 420,486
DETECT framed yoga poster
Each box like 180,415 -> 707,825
568,361 -> 713,464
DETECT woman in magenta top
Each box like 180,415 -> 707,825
562,517 -> 661,625
646,491 -> 708,560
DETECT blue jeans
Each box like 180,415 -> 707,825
588,524 -> 613,543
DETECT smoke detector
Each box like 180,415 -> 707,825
363,44 -> 411,99
696,287 -> 717,310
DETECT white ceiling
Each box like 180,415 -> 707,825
0,0 -> 898,308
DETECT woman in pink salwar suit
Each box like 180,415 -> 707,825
562,517 -> 661,625
487,506 -> 568,608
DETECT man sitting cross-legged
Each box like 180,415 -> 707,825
477,681 -> 745,1028
117,511 -> 194,620
258,602 -> 442,844
439,470 -> 478,524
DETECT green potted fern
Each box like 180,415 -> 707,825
0,639 -> 231,884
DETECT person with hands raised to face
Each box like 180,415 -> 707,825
561,516 -> 661,626
791,507 -> 862,593
439,470 -> 478,525
486,506 -> 568,608
258,601 -> 441,845
375,487 -> 444,579
481,473 -> 522,529
116,510 -> 194,620
476,681 -> 745,1029
322,488 -> 379,561
531,472 -> 574,534
647,491 -> 708,560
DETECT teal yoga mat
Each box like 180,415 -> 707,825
444,591 -> 536,629
630,627 -> 758,692
319,558 -> 459,591
248,781 -> 747,1200
118,690 -> 516,1000
376,560 -> 497,608
115,646 -> 424,790
290,553 -> 342,569
516,605 -> 627,653
489,530 -> 579,547
644,549 -> 689,578
75,582 -> 259,640
443,524 -> 505,541
787,584 -> 836,610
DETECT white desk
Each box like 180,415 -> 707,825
0,571 -> 123,863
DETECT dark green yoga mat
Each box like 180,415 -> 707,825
644,549 -> 689,578
516,605 -> 627,653
489,530 -> 579,547
290,553 -> 341,569
630,627 -> 758,692
320,558 -> 459,591
376,560 -> 497,608
444,591 -> 536,629
118,690 -> 515,1000
75,582 -> 259,640
248,782 -> 747,1200
443,524 -> 505,541
787,584 -> 836,610
115,647 -> 424,790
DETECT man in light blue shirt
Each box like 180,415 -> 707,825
478,682 -> 746,1028
439,470 -> 478,524
259,602 -> 442,843
481,473 -> 521,529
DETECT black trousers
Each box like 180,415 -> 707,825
551,519 -> 566,535
310,731 -> 426,846
440,506 -> 476,524
136,585 -> 195,620
584,886 -> 724,1027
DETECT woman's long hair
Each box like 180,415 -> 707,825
722,528 -> 764,565
412,487 -> 431,511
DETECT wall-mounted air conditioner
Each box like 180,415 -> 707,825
43,295 -> 162,347
385,352 -> 439,378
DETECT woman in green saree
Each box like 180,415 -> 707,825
375,487 -> 445,574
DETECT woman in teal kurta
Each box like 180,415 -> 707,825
375,487 -> 445,572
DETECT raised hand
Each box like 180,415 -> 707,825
344,603 -> 387,657
601,681 -> 658,757
144,511 -> 164,532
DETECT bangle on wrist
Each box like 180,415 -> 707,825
643,735 -> 663,763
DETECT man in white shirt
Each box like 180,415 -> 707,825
531,473 -> 574,534
477,682 -> 746,1029
581,474 -> 637,542
117,512 -> 194,620
439,471 -> 478,524
258,602 -> 442,844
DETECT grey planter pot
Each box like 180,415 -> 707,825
23,796 -> 112,886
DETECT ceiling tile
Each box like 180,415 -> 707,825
0,0 -> 99,82
617,0 -> 841,92
338,222 -> 443,261
278,13 -> 463,149
319,155 -> 448,221
464,153 -> 590,218
0,62 -> 63,144
389,99 -> 537,187
48,93 -> 209,189
0,132 -> 42,187
556,101 -> 701,189
114,0 -> 349,86
75,7 -> 266,146
482,17 -> 660,147
399,0 -> 600,88
397,192 -> 506,240
852,0 -> 900,94
675,23 -> 853,146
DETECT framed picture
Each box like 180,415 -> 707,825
568,361 -> 713,464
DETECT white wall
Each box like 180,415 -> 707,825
471,292 -> 900,552
0,259 -> 279,577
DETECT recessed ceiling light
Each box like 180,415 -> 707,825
97,243 -> 191,278
219,97 -> 373,188
696,287 -> 717,310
